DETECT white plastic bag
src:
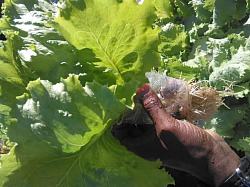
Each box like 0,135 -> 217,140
146,72 -> 222,123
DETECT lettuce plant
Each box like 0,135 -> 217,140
1,0 -> 250,186
0,0 -> 173,186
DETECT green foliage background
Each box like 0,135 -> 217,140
0,0 -> 250,186
154,0 -> 250,154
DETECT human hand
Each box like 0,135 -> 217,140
112,84 -> 240,187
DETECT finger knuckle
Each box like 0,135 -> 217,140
143,96 -> 161,111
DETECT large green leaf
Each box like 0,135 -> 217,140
8,75 -> 125,153
0,0 -> 78,83
1,0 -> 162,107
0,131 -> 174,187
0,75 -> 173,186
204,105 -> 248,138
209,46 -> 250,90
53,0 -> 161,86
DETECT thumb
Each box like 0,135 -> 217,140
136,84 -> 177,132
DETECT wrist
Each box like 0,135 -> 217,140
205,142 -> 241,187
220,154 -> 250,187
214,156 -> 241,187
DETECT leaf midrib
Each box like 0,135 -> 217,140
72,6 -> 122,78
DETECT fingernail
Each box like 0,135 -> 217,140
136,84 -> 150,99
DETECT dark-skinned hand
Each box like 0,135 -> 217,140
112,84 -> 240,187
